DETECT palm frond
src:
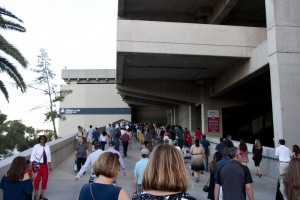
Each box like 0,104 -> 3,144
0,34 -> 28,67
0,7 -> 23,22
0,56 -> 26,92
0,80 -> 9,102
0,16 -> 26,32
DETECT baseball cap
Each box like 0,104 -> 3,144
109,141 -> 116,146
141,148 -> 149,155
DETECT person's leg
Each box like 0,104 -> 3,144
76,157 -> 82,172
34,169 -> 42,199
40,164 -> 49,199
124,141 -> 128,156
205,155 -> 209,172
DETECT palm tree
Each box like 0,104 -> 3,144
0,7 -> 28,102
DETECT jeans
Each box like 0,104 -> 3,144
122,141 -> 129,156
76,157 -> 86,173
205,154 -> 209,171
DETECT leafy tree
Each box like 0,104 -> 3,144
0,112 -> 38,154
0,7 -> 28,102
31,49 -> 72,139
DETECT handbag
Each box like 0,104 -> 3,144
203,177 -> 210,192
32,148 -> 45,172
32,161 -> 40,172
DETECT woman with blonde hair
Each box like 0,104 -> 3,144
252,139 -> 263,177
283,158 -> 300,200
78,152 -> 130,200
132,144 -> 196,199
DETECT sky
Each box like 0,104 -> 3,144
0,0 -> 118,129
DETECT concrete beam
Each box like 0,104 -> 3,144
207,0 -> 239,24
117,20 -> 267,58
118,89 -> 189,105
123,96 -> 175,109
213,40 -> 269,96
117,80 -> 204,104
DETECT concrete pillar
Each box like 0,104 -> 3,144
266,0 -> 300,146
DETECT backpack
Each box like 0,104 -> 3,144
114,129 -> 121,138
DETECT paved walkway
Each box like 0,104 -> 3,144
45,142 -> 277,199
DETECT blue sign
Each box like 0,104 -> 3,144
59,108 -> 131,115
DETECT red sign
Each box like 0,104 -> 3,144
208,110 -> 219,133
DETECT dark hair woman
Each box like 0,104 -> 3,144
207,152 -> 223,199
30,135 -> 52,200
252,139 -> 263,177
238,138 -> 249,165
189,138 -> 205,182
0,156 -> 33,200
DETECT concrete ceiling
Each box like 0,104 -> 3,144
116,0 -> 267,108
118,0 -> 266,27
118,53 -> 245,82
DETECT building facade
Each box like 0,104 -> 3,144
58,69 -> 131,137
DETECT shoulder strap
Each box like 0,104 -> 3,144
89,183 -> 95,200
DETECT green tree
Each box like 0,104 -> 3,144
0,112 -> 37,154
0,7 -> 28,102
31,49 -> 72,139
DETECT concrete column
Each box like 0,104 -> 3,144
189,105 -> 192,131
266,0 -> 300,146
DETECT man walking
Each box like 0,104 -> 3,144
106,141 -> 126,176
201,135 -> 210,172
120,130 -> 130,157
215,147 -> 254,200
133,149 -> 149,193
275,139 -> 292,175
275,139 -> 292,199
75,141 -> 103,182
75,137 -> 88,173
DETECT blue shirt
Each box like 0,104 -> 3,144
79,182 -> 121,200
134,158 -> 149,185
201,139 -> 210,156
1,176 -> 33,200
214,157 -> 230,180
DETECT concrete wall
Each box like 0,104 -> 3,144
59,84 -> 131,137
0,135 -> 76,198
133,107 -> 167,123
177,105 -> 189,128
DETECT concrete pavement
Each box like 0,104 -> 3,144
45,142 -> 277,199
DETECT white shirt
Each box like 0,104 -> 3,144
275,145 -> 292,162
100,134 -> 107,142
30,144 -> 51,163
76,149 -> 103,178
87,128 -> 93,140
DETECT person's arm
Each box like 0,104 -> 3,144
245,183 -> 254,200
118,188 -> 130,200
133,174 -> 138,193
118,152 -> 126,176
30,145 -> 37,162
46,145 -> 52,171
214,183 -> 220,200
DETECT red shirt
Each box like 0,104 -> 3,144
120,133 -> 130,142
195,130 -> 202,139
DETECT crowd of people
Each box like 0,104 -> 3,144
0,121 -> 299,200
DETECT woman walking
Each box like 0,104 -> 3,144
100,131 -> 108,151
207,152 -> 223,199
189,139 -> 205,182
239,138 -> 249,165
252,139 -> 263,177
